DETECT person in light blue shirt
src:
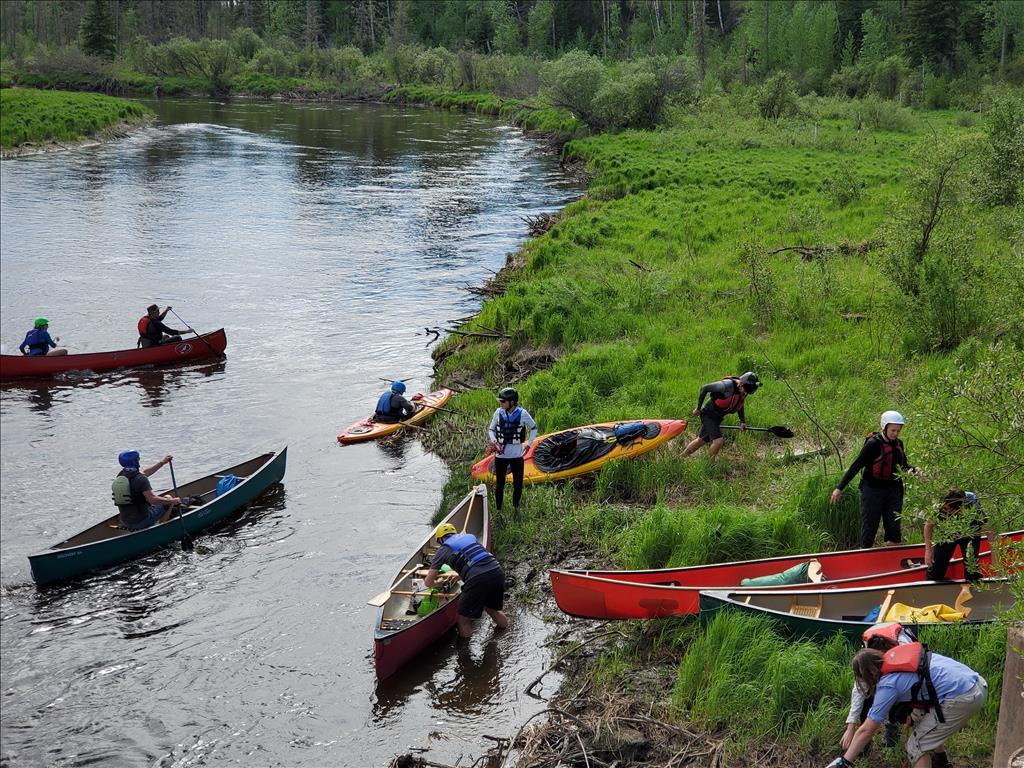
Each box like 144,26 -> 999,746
829,647 -> 987,768
487,387 -> 537,514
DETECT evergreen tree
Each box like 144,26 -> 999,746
903,0 -> 962,69
79,0 -> 116,59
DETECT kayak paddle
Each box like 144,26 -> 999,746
167,459 -> 195,551
167,307 -> 225,360
721,425 -> 794,438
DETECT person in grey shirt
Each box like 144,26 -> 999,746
487,387 -> 537,513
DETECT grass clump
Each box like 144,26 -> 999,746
0,87 -> 151,148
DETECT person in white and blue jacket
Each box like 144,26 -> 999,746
487,387 -> 537,514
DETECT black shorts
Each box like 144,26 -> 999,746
458,567 -> 505,619
698,408 -> 725,443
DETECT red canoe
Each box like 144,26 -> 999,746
550,531 -> 1022,620
0,329 -> 227,381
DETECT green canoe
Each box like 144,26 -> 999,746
28,447 -> 287,586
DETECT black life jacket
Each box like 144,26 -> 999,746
865,432 -> 906,482
497,407 -> 527,445
712,377 -> 745,414
880,642 -> 945,723
444,533 -> 493,576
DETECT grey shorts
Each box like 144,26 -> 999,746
906,678 -> 988,763
698,409 -> 725,443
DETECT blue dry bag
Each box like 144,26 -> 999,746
216,474 -> 239,496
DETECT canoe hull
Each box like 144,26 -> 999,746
28,447 -> 287,586
470,419 -> 687,485
374,485 -> 490,679
0,329 -> 228,381
698,579 -> 1014,640
338,388 -> 454,444
550,531 -> 1022,620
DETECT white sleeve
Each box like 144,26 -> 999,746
522,409 -> 538,443
488,410 -> 500,442
847,682 -> 866,724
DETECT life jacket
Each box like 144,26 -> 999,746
862,622 -> 903,646
111,470 -> 146,514
712,377 -> 745,414
138,316 -> 151,337
497,407 -> 527,445
443,533 -> 493,576
865,432 -> 906,482
880,642 -> 945,723
375,391 -> 398,417
23,329 -> 50,355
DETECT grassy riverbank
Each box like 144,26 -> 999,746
421,91 -> 1022,766
0,88 -> 152,152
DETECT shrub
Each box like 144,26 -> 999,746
414,46 -> 456,86
757,71 -> 799,119
591,66 -> 658,131
871,55 -> 911,100
820,168 -> 863,207
977,89 -> 1024,205
230,27 -> 262,60
860,96 -> 915,132
540,49 -> 606,127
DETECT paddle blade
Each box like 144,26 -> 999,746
367,591 -> 391,607
770,426 -> 795,438
181,533 -> 195,551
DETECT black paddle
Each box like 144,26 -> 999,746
166,307 -> 225,360
721,424 -> 795,438
167,459 -> 194,551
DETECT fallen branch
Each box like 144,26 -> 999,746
525,628 -> 627,699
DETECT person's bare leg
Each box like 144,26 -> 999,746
681,436 -> 704,456
484,607 -> 508,630
456,615 -> 475,638
47,349 -> 68,356
913,753 -> 933,768
707,437 -> 726,457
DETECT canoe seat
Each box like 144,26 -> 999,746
877,589 -> 897,621
807,559 -> 824,583
954,585 -> 973,618
789,594 -> 823,618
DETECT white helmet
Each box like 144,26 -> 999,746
880,410 -> 905,429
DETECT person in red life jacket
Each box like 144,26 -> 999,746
425,522 -> 508,639
681,372 -> 760,458
19,318 -> 68,356
371,380 -> 416,423
830,410 -> 919,548
110,450 -> 183,531
486,387 -> 537,514
827,644 -> 987,768
924,488 -> 990,582
138,304 -> 190,348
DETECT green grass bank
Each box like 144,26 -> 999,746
0,88 -> 152,153
420,91 -> 1022,766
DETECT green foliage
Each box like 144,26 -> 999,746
79,0 -> 116,60
0,88 -> 150,148
757,71 -> 799,119
977,88 -> 1024,205
540,49 -> 605,125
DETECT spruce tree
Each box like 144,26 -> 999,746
80,0 -> 117,59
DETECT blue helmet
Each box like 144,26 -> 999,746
391,381 -> 407,394
118,450 -> 140,469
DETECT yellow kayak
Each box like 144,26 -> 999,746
337,388 -> 454,444
470,419 -> 687,484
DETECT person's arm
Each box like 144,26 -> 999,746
695,381 -> 724,414
523,410 -> 538,447
840,681 -> 866,749
842,717 -> 881,762
144,488 -> 181,506
488,410 -> 501,453
18,335 -> 29,354
737,402 -> 746,427
395,395 -> 415,418
142,454 -> 173,477
158,307 -> 171,321
154,319 -> 189,336
44,331 -> 58,349
831,441 -> 876,502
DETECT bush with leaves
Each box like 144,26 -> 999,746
977,89 -> 1024,206
591,65 -> 658,131
756,71 -> 799,119
230,27 -> 262,61
414,46 -> 456,86
540,49 -> 606,127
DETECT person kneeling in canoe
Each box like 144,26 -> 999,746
924,488 -> 991,582
681,372 -> 760,458
372,380 -> 417,423
425,523 -> 508,639
829,643 -> 986,768
111,451 -> 183,531
19,318 -> 67,357
138,305 -> 190,348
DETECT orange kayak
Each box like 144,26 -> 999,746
337,388 -> 454,444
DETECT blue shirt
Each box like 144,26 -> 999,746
867,652 -> 980,723
20,328 -> 56,355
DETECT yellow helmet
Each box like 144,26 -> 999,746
434,523 -> 457,543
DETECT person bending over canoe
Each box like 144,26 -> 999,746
19,318 -> 67,356
830,410 -> 918,548
111,451 -> 182,531
681,372 -> 760,458
372,381 -> 417,423
827,645 -> 987,768
487,387 -> 537,514
138,305 -> 190,348
924,488 -> 990,582
425,523 -> 508,639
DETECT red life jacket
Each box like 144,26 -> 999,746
865,432 -> 906,482
880,642 -> 945,723
713,377 -> 745,414
862,621 -> 903,646
138,316 -> 151,337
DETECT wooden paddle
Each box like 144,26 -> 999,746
721,424 -> 794,438
167,459 -> 194,551
167,307 -> 225,360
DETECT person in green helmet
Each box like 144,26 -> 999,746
19,318 -> 67,356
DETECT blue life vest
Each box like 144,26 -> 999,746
22,329 -> 50,355
375,391 -> 397,417
444,533 -> 493,576
497,407 -> 526,445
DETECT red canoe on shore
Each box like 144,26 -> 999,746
550,531 -> 1022,620
0,329 -> 227,381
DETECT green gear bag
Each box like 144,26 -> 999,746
739,560 -> 810,587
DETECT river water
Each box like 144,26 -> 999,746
0,99 -> 579,767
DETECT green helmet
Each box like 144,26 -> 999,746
34,317 -> 49,329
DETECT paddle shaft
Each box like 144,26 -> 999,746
167,460 -> 194,550
167,308 -> 224,359
720,424 -> 793,438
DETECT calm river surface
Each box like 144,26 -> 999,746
0,99 -> 579,767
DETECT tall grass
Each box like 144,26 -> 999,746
0,88 -> 151,148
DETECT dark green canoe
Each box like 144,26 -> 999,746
28,447 -> 287,586
698,579 -> 1013,641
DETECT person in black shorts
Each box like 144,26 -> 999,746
425,522 -> 509,639
681,372 -> 760,458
